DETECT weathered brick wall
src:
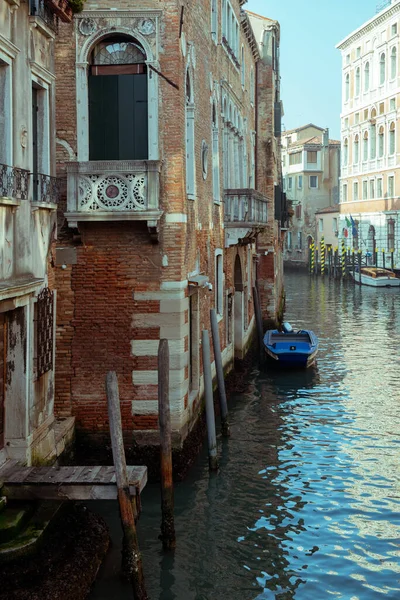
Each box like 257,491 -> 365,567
54,0 -> 274,443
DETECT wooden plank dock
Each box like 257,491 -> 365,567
0,460 -> 147,501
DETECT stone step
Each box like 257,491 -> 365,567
0,501 -> 63,563
0,503 -> 35,544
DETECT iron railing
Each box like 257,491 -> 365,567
0,163 -> 30,200
29,0 -> 58,34
32,172 -> 61,204
224,189 -> 268,225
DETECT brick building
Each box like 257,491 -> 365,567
54,0 -> 284,450
0,0 -> 74,467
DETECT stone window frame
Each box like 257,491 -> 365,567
75,21 -> 159,162
0,37 -> 18,167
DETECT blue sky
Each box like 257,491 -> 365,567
246,0 -> 385,139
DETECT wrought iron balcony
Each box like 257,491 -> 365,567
224,189 -> 268,227
0,164 -> 30,201
29,0 -> 59,34
32,173 -> 60,205
65,160 -> 162,240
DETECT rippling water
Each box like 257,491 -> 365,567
90,273 -> 400,600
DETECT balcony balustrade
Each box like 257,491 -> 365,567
224,189 -> 268,227
0,164 -> 30,201
66,160 -> 162,239
32,172 -> 60,205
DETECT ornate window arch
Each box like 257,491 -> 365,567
343,138 -> 349,165
363,130 -> 369,161
391,46 -> 397,79
353,134 -> 359,164
364,61 -> 370,91
355,67 -> 360,96
75,25 -> 159,162
378,125 -> 385,157
389,121 -> 396,155
380,52 -> 386,85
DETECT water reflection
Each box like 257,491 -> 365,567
90,273 -> 400,600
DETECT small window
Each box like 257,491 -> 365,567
364,108 -> 369,120
298,175 -> 303,189
353,181 -> 358,201
380,53 -> 386,85
333,217 -> 338,232
355,67 -> 360,96
392,23 -> 397,36
390,97 -> 396,110
391,47 -> 397,79
295,203 -> 302,219
310,175 -> 318,188
286,231 -> 292,250
364,62 -> 370,91
355,112 -> 360,125
389,122 -> 396,155
297,231 -> 303,249
388,175 -> 395,197
377,178 -> 383,198
307,151 -> 317,163
370,179 -> 375,199
289,151 -> 302,165
363,180 -> 368,199
345,73 -> 350,101
288,176 -> 293,190
356,46 -> 361,58
379,102 -> 385,115
342,184 -> 348,202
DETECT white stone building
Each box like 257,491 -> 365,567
282,124 -> 340,267
337,0 -> 400,266
0,0 -> 74,466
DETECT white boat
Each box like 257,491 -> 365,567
351,267 -> 400,287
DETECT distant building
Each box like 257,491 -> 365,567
337,0 -> 400,265
281,125 -> 340,267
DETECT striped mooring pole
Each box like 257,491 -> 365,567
341,239 -> 346,278
310,241 -> 315,274
382,249 -> 385,269
320,237 -> 325,276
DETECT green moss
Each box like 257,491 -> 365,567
68,0 -> 86,13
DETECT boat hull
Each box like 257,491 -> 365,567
350,270 -> 400,287
263,329 -> 318,369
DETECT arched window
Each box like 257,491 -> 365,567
363,131 -> 368,161
345,73 -> 350,101
355,67 -> 360,96
364,62 -> 370,91
89,35 -> 148,160
186,70 -> 196,198
391,46 -> 397,79
353,134 -> 359,164
380,52 -> 386,85
370,109 -> 377,159
378,126 -> 385,157
241,45 -> 245,87
212,102 -> 220,202
343,138 -> 348,165
389,121 -> 396,155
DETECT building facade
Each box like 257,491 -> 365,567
282,124 -> 340,267
337,0 -> 400,264
54,1 -> 284,450
0,0 -> 74,467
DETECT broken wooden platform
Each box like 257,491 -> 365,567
0,461 -> 147,501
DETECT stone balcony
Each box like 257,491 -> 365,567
65,160 -> 162,240
224,188 -> 269,247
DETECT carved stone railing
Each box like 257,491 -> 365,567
32,172 -> 60,205
66,160 -> 162,240
0,163 -> 30,201
224,189 -> 268,227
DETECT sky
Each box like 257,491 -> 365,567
246,0 -> 388,139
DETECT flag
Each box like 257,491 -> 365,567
345,216 -> 351,227
350,215 -> 355,227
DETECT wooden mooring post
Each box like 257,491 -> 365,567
158,339 -> 176,550
106,372 -> 148,600
210,309 -> 230,437
201,330 -> 219,471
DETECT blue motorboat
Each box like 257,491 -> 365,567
263,322 -> 318,368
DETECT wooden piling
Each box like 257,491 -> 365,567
352,249 -> 355,282
210,309 -> 230,437
157,340 -> 176,550
358,250 -> 362,285
382,249 -> 385,269
201,330 -> 218,471
252,286 -> 264,365
391,249 -> 394,270
333,247 -> 338,279
106,371 -> 148,600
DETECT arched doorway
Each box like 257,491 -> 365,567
88,35 -> 148,160
234,254 -> 244,359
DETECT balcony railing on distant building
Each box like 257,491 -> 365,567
0,164 -> 30,201
29,0 -> 58,33
32,172 -> 61,205
224,189 -> 268,226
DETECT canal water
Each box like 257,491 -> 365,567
90,272 -> 400,600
